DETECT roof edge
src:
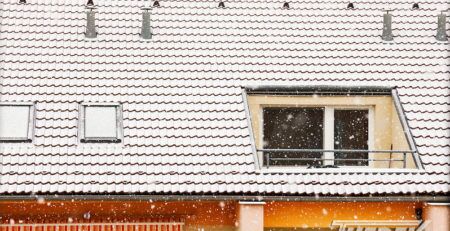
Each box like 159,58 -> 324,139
244,85 -> 394,95
0,194 -> 448,202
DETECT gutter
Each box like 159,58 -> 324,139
0,194 -> 448,202
245,85 -> 393,95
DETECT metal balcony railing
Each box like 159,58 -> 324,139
257,149 -> 418,169
0,222 -> 185,231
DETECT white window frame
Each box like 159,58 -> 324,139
79,102 -> 123,143
324,106 -> 374,168
0,102 -> 35,143
261,105 -> 374,168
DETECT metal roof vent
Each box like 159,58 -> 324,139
347,3 -> 354,9
218,1 -> 225,8
153,1 -> 160,7
85,6 -> 97,38
19,0 -> 26,4
436,12 -> 448,41
87,0 -> 94,6
140,7 -> 152,39
283,2 -> 290,9
381,11 -> 394,41
412,3 -> 419,9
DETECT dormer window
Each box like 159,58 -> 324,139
263,107 -> 370,167
263,107 -> 324,166
245,86 -> 421,170
0,103 -> 34,142
79,103 -> 123,143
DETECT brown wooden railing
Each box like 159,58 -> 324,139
0,222 -> 185,231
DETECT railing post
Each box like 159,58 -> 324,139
265,152 -> 270,169
403,152 -> 407,168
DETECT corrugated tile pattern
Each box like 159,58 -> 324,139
0,0 -> 449,195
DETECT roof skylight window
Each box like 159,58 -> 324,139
0,103 -> 34,142
79,103 -> 123,143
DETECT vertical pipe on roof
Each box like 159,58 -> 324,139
140,7 -> 152,39
436,12 -> 448,41
381,11 -> 394,41
85,6 -> 97,38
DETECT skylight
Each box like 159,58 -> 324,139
80,103 -> 122,143
0,103 -> 34,142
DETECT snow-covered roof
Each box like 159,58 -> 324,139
0,0 -> 449,196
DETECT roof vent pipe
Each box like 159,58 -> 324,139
283,2 -> 290,9
153,1 -> 160,7
140,7 -> 152,39
19,0 -> 26,4
347,3 -> 354,9
87,0 -> 94,6
381,11 -> 394,41
218,1 -> 225,8
85,6 -> 97,38
436,12 -> 448,41
412,3 -> 419,9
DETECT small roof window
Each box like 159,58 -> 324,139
0,103 -> 34,142
79,103 -> 123,143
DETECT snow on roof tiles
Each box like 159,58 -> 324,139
0,0 -> 449,196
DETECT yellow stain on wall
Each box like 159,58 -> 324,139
264,201 -> 420,228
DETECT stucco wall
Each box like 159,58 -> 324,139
0,200 -> 422,230
0,201 -> 237,231
264,201 -> 420,229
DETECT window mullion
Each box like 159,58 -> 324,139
323,107 -> 334,166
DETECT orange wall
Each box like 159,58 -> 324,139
0,200 -> 420,229
264,201 -> 420,228
0,200 -> 237,227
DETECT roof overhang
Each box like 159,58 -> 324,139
244,85 -> 394,96
0,194 -> 448,202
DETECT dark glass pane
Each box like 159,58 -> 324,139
334,110 -> 369,166
263,108 -> 324,166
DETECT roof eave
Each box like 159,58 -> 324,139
244,85 -> 394,95
0,194 -> 448,202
